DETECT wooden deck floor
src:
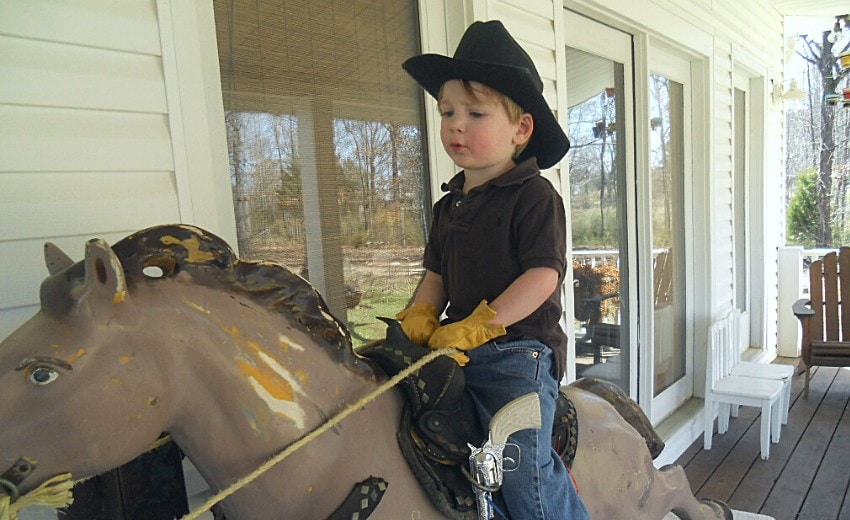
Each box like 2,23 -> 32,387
675,363 -> 850,520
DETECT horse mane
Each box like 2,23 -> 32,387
47,224 -> 374,379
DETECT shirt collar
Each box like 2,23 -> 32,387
440,157 -> 541,194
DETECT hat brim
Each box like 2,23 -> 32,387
403,54 -> 570,169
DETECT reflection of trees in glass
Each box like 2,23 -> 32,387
225,111 -> 426,257
335,119 -> 425,246
226,112 -> 302,256
650,75 -> 672,248
569,90 -> 620,248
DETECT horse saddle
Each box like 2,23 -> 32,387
359,319 -> 581,519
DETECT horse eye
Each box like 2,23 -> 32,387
29,366 -> 59,385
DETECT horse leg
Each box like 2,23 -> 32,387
657,464 -> 733,520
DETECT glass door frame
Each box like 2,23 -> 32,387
563,10 -> 639,398
643,44 -> 695,423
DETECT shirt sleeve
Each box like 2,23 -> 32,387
515,181 -> 567,278
422,197 -> 445,275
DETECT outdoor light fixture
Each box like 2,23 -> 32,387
773,79 -> 807,102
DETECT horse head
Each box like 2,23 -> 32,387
0,236 -> 175,496
0,224 -> 376,509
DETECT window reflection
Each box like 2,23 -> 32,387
566,46 -> 629,391
649,74 -> 686,395
215,0 -> 428,346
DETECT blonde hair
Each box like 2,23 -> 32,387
439,80 -> 531,158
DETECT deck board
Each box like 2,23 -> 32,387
679,364 -> 850,520
795,369 -> 850,520
729,364 -> 830,513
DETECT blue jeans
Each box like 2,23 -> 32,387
464,339 -> 590,520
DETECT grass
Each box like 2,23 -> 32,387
346,287 -> 415,348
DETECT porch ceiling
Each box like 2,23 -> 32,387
770,0 -> 848,16
772,0 -> 848,37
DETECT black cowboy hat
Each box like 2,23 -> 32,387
402,20 -> 570,169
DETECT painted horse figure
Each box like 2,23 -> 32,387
0,225 -> 730,519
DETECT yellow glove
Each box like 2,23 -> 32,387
427,300 -> 507,365
395,302 -> 440,345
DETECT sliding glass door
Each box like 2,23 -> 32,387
564,10 -> 636,396
565,13 -> 695,419
647,48 -> 692,422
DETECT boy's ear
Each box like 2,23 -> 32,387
514,113 -> 534,145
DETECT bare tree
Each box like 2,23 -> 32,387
226,111 -> 252,255
337,119 -> 392,239
797,24 -> 850,245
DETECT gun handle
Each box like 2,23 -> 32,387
489,392 -> 542,445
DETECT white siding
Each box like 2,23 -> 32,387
0,0 -> 234,339
714,42 -> 737,316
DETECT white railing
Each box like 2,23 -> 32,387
574,247 -> 835,359
776,246 -> 839,357
572,248 -> 671,267
572,249 -> 620,267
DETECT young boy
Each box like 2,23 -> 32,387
397,20 -> 590,520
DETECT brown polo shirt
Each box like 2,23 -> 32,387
423,158 -> 569,379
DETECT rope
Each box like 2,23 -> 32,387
1,435 -> 184,519
180,347 -> 458,519
147,435 -> 173,452
0,474 -> 74,520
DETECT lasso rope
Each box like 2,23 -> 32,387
1,347 -> 457,519
0,434 -> 176,520
181,346 -> 457,519
0,474 -> 74,520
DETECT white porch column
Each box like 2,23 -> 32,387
776,246 -> 803,357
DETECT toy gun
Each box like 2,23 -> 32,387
468,392 -> 542,520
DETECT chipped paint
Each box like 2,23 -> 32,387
109,377 -> 122,385
278,333 -> 305,352
160,235 -> 216,263
66,348 -> 86,365
258,351 -> 306,394
222,325 -> 241,339
240,408 -> 263,436
182,297 -> 210,314
318,308 -> 347,338
246,377 -> 306,429
236,358 -> 295,402
148,396 -> 160,407
233,339 -> 309,428
119,354 -> 134,364
245,339 -> 264,353
219,320 -> 310,427
113,291 -> 126,304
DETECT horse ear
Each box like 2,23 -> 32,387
44,242 -> 75,275
81,238 -> 128,306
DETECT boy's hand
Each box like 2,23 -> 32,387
395,302 -> 440,345
427,300 -> 506,363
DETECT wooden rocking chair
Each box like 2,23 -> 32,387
792,246 -> 850,397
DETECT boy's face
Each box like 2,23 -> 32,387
438,80 -> 532,177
